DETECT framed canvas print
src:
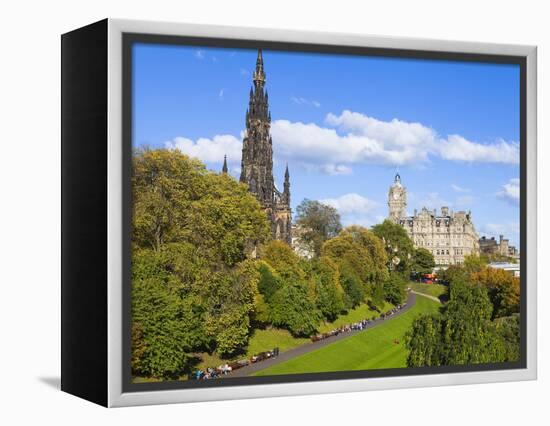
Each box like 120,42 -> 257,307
61,18 -> 537,407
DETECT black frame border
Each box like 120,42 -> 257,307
122,33 -> 528,394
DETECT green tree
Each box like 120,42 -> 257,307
372,220 -> 415,275
295,199 -> 342,257
269,283 -> 321,336
405,314 -> 444,367
202,260 -> 260,356
471,267 -> 520,319
406,281 -> 511,367
412,247 -> 436,275
492,314 -> 520,362
131,149 -> 272,376
132,148 -> 270,263
463,254 -> 488,274
256,261 -> 283,302
131,248 -> 206,378
261,240 -> 305,283
340,271 -> 366,309
312,256 -> 345,321
383,272 -> 407,305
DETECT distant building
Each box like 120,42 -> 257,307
479,235 -> 518,259
387,173 -> 480,266
488,262 -> 520,278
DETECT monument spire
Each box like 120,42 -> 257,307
222,154 -> 228,174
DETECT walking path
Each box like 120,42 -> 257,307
226,291 -> 418,378
410,290 -> 442,304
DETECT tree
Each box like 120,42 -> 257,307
463,254 -> 488,274
131,248 -> 206,378
312,257 -> 345,320
256,261 -> 283,302
412,247 -> 435,275
261,240 -> 305,283
340,271 -> 366,309
383,272 -> 407,305
269,283 -> 321,336
372,220 -> 415,275
322,226 -> 388,286
202,260 -> 260,356
322,226 -> 388,309
405,281 -> 511,367
471,267 -> 520,319
405,314 -> 444,367
133,148 -> 271,263
492,314 -> 520,362
295,199 -> 342,257
131,149 -> 272,376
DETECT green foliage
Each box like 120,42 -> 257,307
269,283 -> 322,337
436,264 -> 468,285
383,272 -> 407,305
312,257 -> 345,320
406,281 -> 516,367
471,267 -> 520,319
323,226 -> 388,285
295,199 -> 342,256
202,260 -> 260,356
341,272 -> 366,309
371,220 -> 415,274
132,148 -> 270,262
322,226 -> 388,309
492,314 -> 520,362
405,314 -> 444,367
412,247 -> 436,274
463,254 -> 488,274
132,249 -> 206,378
256,261 -> 282,302
131,149 -> 271,377
261,240 -> 305,283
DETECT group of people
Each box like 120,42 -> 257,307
311,302 -> 407,342
190,347 -> 281,380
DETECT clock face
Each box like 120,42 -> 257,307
393,191 -> 401,200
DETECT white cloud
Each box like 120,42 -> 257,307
162,110 -> 519,175
438,135 -> 519,164
497,178 -> 520,205
319,164 -> 353,175
165,134 -> 242,164
218,89 -> 225,100
451,184 -> 470,193
240,68 -> 249,77
194,50 -> 205,60
320,193 -> 380,227
290,96 -> 321,108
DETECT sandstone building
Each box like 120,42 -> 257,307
388,173 -> 480,266
479,235 -> 518,259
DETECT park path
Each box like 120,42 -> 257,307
410,290 -> 442,304
225,291 -> 418,378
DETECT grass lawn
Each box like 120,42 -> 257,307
246,328 -> 309,356
409,282 -> 448,299
318,300 -> 394,333
254,295 -> 441,376
195,299 -> 386,370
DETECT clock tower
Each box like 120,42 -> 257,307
388,173 -> 407,222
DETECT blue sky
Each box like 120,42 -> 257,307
133,43 -> 520,247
